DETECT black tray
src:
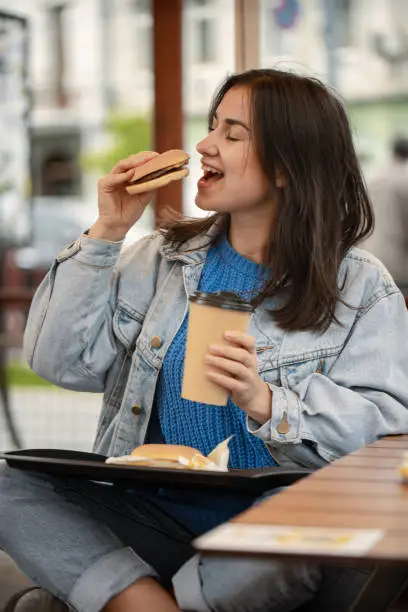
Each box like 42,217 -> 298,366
0,449 -> 312,493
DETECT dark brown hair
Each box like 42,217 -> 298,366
161,69 -> 374,332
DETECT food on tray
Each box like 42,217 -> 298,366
106,438 -> 232,472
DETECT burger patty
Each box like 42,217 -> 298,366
130,162 -> 187,185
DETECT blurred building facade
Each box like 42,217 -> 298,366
0,0 -> 235,210
1,0 -> 408,208
260,0 -> 408,98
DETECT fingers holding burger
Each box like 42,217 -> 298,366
91,149 -> 189,241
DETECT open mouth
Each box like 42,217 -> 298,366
200,165 -> 224,185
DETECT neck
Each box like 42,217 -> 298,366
228,210 -> 274,264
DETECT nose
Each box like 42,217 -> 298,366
196,130 -> 218,157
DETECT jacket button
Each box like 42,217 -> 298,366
277,412 -> 290,434
150,335 -> 162,348
131,404 -> 142,415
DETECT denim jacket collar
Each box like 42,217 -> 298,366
159,217 -> 223,264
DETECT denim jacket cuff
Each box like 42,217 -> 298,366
56,233 -> 123,267
246,384 -> 301,444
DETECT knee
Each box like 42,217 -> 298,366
199,556 -> 321,612
200,556 -> 273,612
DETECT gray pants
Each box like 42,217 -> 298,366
0,462 -> 323,612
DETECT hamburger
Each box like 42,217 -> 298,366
105,440 -> 231,471
126,149 -> 190,195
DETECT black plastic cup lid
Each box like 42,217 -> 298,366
189,291 -> 253,312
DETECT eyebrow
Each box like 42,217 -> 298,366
213,113 -> 251,132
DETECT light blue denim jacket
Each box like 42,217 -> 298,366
23,224 -> 408,470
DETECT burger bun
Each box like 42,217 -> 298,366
126,149 -> 189,195
106,443 -> 218,470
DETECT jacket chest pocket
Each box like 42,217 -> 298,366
279,352 -> 338,388
257,345 -> 281,386
113,305 -> 145,351
258,355 -> 328,389
281,358 -> 323,388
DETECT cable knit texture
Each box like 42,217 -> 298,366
156,234 -> 276,470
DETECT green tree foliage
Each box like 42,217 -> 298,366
82,113 -> 151,174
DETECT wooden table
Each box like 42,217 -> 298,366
195,435 -> 408,569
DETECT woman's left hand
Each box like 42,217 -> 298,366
204,331 -> 272,424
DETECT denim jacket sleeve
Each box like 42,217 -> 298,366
248,289 -> 408,463
23,233 -> 155,392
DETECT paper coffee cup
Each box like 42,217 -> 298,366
182,291 -> 252,406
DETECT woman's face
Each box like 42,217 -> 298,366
195,86 -> 273,216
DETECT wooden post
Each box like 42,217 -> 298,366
234,0 -> 259,71
152,0 -> 183,226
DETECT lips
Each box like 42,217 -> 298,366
199,160 -> 224,188
198,174 -> 224,191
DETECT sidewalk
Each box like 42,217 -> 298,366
0,387 -> 102,452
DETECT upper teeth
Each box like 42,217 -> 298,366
202,164 -> 223,175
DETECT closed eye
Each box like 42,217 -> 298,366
208,125 -> 241,142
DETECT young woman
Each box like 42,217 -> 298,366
1,69 -> 408,612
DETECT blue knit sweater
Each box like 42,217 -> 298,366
155,235 -> 277,470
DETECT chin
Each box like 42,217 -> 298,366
195,193 -> 215,212
195,193 -> 228,214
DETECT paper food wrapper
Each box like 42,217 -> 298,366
400,451 -> 408,481
106,436 -> 233,472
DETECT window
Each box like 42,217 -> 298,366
42,152 -> 77,196
187,0 -> 216,65
336,0 -> 353,48
31,131 -> 81,197
47,4 -> 67,106
136,22 -> 153,71
132,0 -> 153,71
133,0 -> 150,11
196,17 -> 215,63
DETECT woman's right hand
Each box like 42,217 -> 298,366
89,151 -> 159,241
